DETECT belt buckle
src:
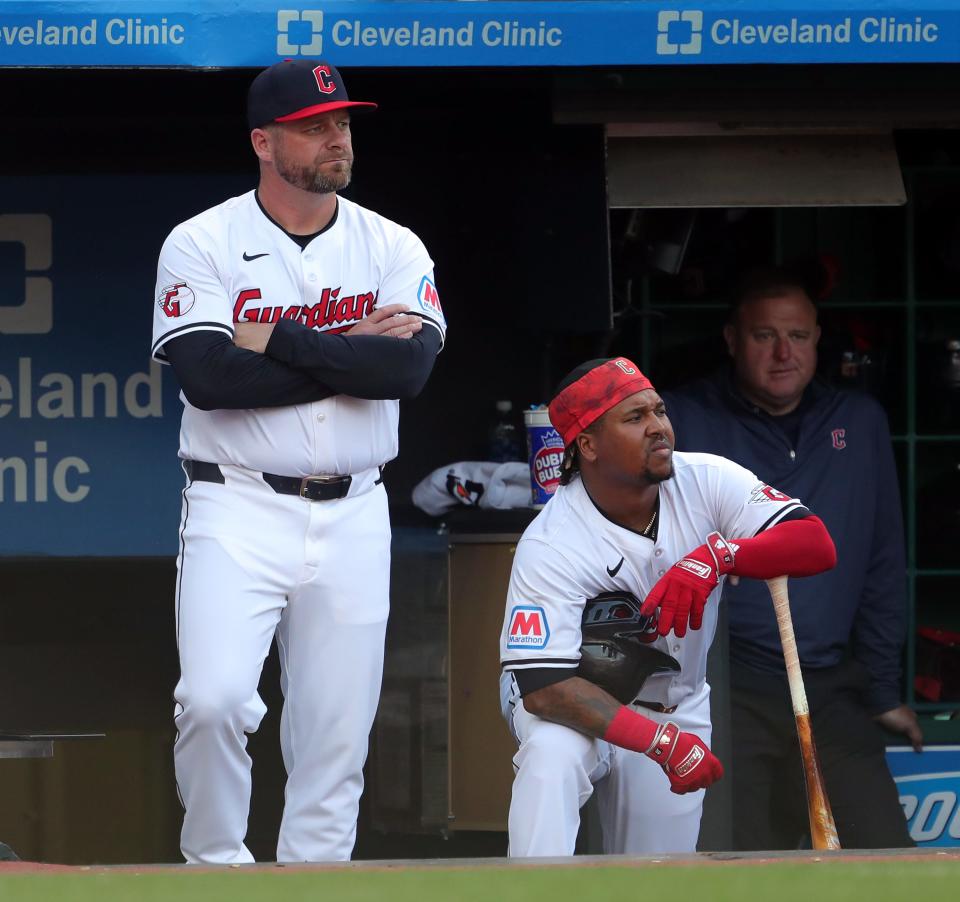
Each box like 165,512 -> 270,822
299,474 -> 345,500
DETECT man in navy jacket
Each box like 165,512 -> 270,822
663,265 -> 920,850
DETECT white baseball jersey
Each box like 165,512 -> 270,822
151,190 -> 446,476
500,451 -> 804,710
156,188 -> 443,863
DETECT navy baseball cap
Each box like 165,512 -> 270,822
247,59 -> 377,130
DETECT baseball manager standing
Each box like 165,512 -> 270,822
499,357 -> 836,855
151,60 -> 446,863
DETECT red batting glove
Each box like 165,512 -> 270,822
604,708 -> 724,795
645,721 -> 724,794
640,532 -> 736,637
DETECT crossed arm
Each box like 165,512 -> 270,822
164,304 -> 439,410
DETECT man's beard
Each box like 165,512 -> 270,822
641,462 -> 675,485
275,152 -> 352,194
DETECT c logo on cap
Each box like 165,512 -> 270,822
312,64 -> 337,95
614,359 -> 637,375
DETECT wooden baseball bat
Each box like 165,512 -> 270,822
766,575 -> 841,851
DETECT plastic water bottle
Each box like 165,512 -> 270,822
488,400 -> 523,462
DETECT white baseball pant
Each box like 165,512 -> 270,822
505,680 -> 712,856
172,463 -> 390,863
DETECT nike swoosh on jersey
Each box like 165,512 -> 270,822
606,556 -> 625,578
242,252 -> 270,261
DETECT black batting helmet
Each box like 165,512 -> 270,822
577,591 -> 680,704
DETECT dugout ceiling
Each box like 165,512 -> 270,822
555,64 -> 960,209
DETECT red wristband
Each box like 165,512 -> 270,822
602,706 -> 659,754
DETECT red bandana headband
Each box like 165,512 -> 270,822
548,358 -> 654,447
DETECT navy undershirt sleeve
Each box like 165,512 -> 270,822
265,317 -> 442,400
163,330 -> 337,411
757,505 -> 812,531
513,667 -> 579,697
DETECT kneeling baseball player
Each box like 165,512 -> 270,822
499,357 -> 837,855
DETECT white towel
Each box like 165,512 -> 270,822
412,461 -> 532,515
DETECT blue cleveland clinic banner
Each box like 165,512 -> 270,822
0,175 -> 250,556
888,746 -> 960,847
0,0 -> 959,67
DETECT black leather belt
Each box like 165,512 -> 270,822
634,700 -> 678,714
184,460 -> 382,502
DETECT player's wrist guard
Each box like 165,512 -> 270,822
702,531 -> 736,576
644,720 -> 682,764
602,706 -> 659,754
